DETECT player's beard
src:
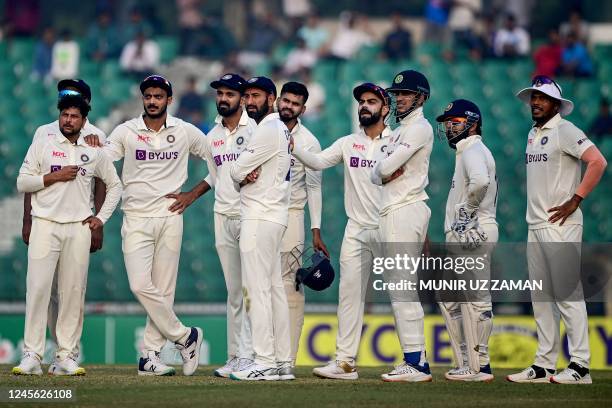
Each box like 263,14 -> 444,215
217,100 -> 240,117
358,108 -> 382,126
145,103 -> 167,119
60,124 -> 80,137
279,107 -> 299,123
246,102 -> 270,122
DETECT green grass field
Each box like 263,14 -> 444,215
0,365 -> 611,407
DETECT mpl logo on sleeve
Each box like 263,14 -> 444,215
52,151 -> 67,158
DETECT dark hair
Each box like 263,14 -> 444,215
280,81 -> 309,103
57,95 -> 91,118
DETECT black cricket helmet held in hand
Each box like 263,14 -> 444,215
289,246 -> 335,291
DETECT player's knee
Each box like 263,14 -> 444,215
129,280 -> 153,296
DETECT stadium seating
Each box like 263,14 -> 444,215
0,37 -> 610,303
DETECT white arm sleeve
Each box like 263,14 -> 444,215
230,124 -> 278,183
292,137 -> 344,170
374,124 -> 430,178
103,125 -> 126,162
93,152 -> 123,224
305,139 -> 323,229
462,146 -> 490,209
17,141 -> 45,193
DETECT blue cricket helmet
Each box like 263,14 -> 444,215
295,250 -> 335,291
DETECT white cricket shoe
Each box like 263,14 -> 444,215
445,366 -> 494,382
277,364 -> 296,381
381,362 -> 433,383
175,327 -> 203,376
230,362 -> 280,381
550,364 -> 592,384
506,365 -> 554,383
54,354 -> 86,376
214,357 -> 239,378
49,352 -> 80,375
138,351 -> 176,376
12,352 -> 43,376
312,360 -> 358,380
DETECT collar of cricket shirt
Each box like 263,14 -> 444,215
54,131 -> 84,145
358,125 -> 392,141
455,134 -> 482,154
259,112 -> 279,126
137,113 -> 179,131
533,113 -> 562,130
215,109 -> 251,128
399,106 -> 424,126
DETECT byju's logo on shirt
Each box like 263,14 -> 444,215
135,149 -> 179,161
50,165 -> 62,172
213,153 -> 239,167
213,155 -> 222,166
349,156 -> 377,168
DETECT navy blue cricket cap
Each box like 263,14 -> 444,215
58,79 -> 92,102
386,70 -> 430,97
353,82 -> 389,105
210,73 -> 246,93
140,75 -> 173,97
436,99 -> 482,124
243,76 -> 277,97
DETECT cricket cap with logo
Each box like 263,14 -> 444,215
516,75 -> 574,116
386,70 -> 430,98
210,73 -> 247,93
243,76 -> 277,97
353,82 -> 390,105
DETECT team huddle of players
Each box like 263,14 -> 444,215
11,66 -> 607,384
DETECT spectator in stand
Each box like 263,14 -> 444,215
472,13 -> 497,60
589,98 -> 612,138
493,14 -> 530,58
177,0 -> 204,55
122,7 -> 154,46
299,68 -> 325,121
4,0 -> 40,37
86,11 -> 121,62
284,38 -> 317,76
31,27 -> 54,83
491,0 -> 535,28
560,9 -> 590,45
325,11 -> 373,61
382,12 -> 413,61
50,29 -> 79,80
119,31 -> 160,78
559,31 -> 593,78
177,76 -> 204,121
237,12 -> 282,68
297,13 -> 329,54
447,0 -> 481,50
282,0 -> 312,18
533,29 -> 562,77
423,0 -> 450,43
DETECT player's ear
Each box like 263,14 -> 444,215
167,96 -> 173,105
300,104 -> 306,115
382,104 -> 390,117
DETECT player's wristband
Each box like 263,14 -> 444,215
571,194 -> 583,204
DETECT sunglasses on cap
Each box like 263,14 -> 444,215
531,75 -> 561,94
58,89 -> 82,99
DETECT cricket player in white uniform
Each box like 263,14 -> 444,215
228,76 -> 293,381
13,95 -> 122,376
201,74 -> 257,377
507,76 -> 607,384
435,99 -> 498,382
369,70 -> 432,382
274,81 -> 326,366
86,75 -> 206,376
22,79 -> 108,375
292,83 -> 390,380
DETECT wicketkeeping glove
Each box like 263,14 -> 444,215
451,204 -> 488,249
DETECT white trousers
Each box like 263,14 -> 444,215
122,215 -> 190,353
336,219 -> 382,362
528,225 -> 590,369
214,212 -> 253,360
240,219 -> 290,367
280,210 -> 306,364
379,201 -> 430,353
23,218 -> 90,360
